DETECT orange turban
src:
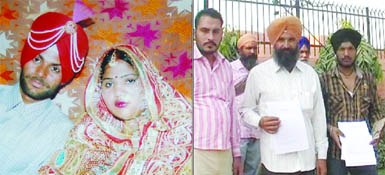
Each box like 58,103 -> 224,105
237,33 -> 258,49
266,16 -> 302,45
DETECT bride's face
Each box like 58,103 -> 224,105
101,59 -> 145,121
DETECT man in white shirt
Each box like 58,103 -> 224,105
241,16 -> 328,175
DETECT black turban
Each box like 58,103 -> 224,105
331,28 -> 362,53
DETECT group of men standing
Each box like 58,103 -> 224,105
193,8 -> 385,175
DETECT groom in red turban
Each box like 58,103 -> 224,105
0,12 -> 89,174
19,12 -> 89,102
20,12 -> 89,101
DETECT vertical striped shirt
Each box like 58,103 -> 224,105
231,59 -> 260,139
194,44 -> 241,157
320,67 -> 385,160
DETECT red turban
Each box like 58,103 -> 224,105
266,16 -> 302,45
20,12 -> 89,84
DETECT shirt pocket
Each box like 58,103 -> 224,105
299,91 -> 314,111
328,95 -> 344,117
360,97 -> 372,115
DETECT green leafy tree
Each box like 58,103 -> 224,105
314,20 -> 383,81
219,29 -> 240,62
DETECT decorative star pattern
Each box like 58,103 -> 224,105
133,0 -> 165,16
164,17 -> 192,43
0,4 -> 19,27
101,0 -> 129,20
163,52 -> 192,78
90,28 -> 122,46
26,1 -> 56,20
53,90 -> 80,117
126,23 -> 159,48
164,52 -> 177,64
0,32 -> 13,57
0,63 -> 14,84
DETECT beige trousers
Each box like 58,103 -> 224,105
193,148 -> 233,175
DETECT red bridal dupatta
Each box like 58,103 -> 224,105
39,45 -> 192,175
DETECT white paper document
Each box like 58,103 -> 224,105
263,100 -> 309,155
338,121 -> 376,167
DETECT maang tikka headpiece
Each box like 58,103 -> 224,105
109,49 -> 117,66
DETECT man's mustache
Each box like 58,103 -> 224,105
203,41 -> 217,47
27,76 -> 50,88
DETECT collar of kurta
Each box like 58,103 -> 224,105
7,83 -> 51,115
5,83 -> 23,112
271,58 -> 306,73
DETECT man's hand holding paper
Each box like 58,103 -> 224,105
259,116 -> 281,134
338,121 -> 377,167
261,100 -> 309,155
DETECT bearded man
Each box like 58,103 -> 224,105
241,16 -> 328,175
231,33 -> 261,175
299,36 -> 311,63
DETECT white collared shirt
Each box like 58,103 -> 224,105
0,83 -> 73,175
241,58 -> 328,173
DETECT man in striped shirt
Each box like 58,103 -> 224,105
193,8 -> 242,175
320,28 -> 385,175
